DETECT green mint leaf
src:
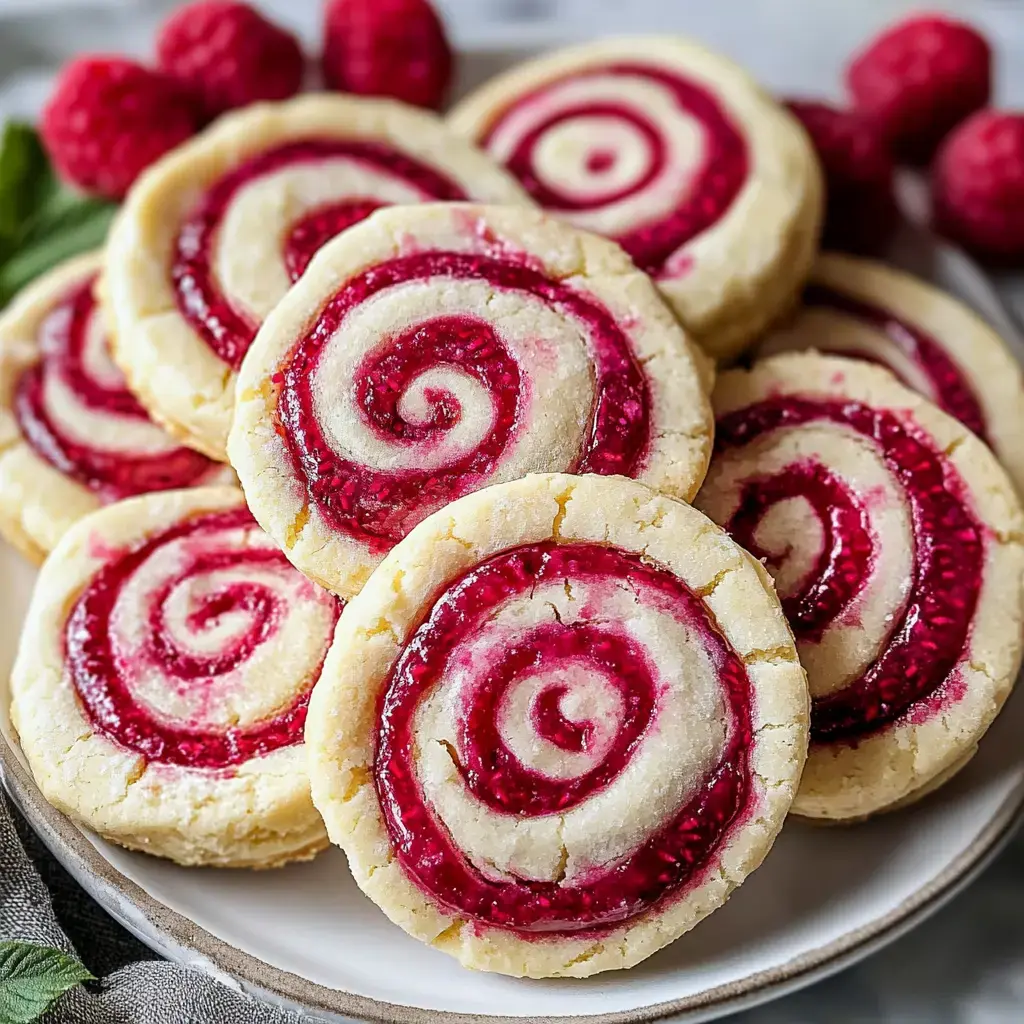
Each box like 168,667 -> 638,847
0,199 -> 117,306
21,190 -> 116,247
0,121 -> 119,306
0,941 -> 93,1023
0,122 -> 55,243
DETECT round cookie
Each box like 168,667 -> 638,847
306,472 -> 808,978
10,486 -> 341,867
229,202 -> 715,598
448,36 -> 823,363
0,253 -> 229,563
103,94 -> 533,460
694,352 -> 1024,821
757,252 -> 1024,495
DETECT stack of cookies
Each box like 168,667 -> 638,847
4,37 -> 1023,981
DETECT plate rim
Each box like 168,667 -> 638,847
3,727 -> 1024,1024
2,25 -> 1024,1015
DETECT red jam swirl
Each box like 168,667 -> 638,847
716,397 -> 984,741
171,140 -> 468,369
283,198 -> 385,281
277,251 -> 650,549
805,285 -> 990,444
14,278 -> 215,500
484,64 -> 749,274
726,463 -> 874,643
531,682 -> 593,753
375,542 -> 753,933
65,508 -> 341,769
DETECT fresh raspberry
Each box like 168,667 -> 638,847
156,1 -> 304,120
322,0 -> 452,110
41,56 -> 198,200
846,14 -> 991,164
932,111 -> 1024,264
787,100 -> 898,256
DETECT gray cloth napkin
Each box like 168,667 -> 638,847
0,793 -> 312,1023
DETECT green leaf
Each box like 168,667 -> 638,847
0,200 -> 117,306
0,122 -> 55,243
0,120 -> 118,307
0,941 -> 93,1023
21,191 -> 116,247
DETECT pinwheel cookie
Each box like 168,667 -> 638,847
103,95 -> 532,460
307,473 -> 809,978
0,253 -> 228,563
758,253 -> 1024,494
695,353 -> 1024,821
448,37 -> 823,362
10,486 -> 341,867
229,202 -> 715,598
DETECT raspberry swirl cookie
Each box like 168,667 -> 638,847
103,95 -> 531,460
695,353 -> 1024,820
758,253 -> 1024,495
10,487 -> 341,867
0,253 -> 227,562
448,37 -> 823,362
230,203 -> 714,598
307,473 -> 808,977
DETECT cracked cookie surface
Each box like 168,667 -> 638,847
102,94 -> 532,461
229,202 -> 715,599
10,486 -> 340,867
0,253 -> 230,563
695,352 -> 1024,820
306,472 -> 808,978
448,36 -> 823,363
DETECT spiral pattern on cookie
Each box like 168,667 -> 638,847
14,277 -> 216,498
173,140 -> 468,369
764,284 -> 990,443
65,507 -> 341,769
478,64 -> 748,275
375,541 -> 753,933
696,365 -> 987,742
275,251 -> 651,549
755,257 -> 1024,505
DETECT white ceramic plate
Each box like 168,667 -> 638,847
3,26 -> 1024,1024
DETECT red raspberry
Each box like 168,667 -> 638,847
322,0 -> 452,110
156,1 -> 304,120
41,56 -> 198,200
787,100 -> 898,256
847,14 -> 991,164
932,111 -> 1024,264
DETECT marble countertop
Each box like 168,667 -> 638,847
2,2 -> 1023,1022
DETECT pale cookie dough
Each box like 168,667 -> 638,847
10,486 -> 341,867
103,94 -> 533,460
695,352 -> 1024,821
448,36 -> 824,362
758,252 -> 1024,496
306,472 -> 808,978
0,252 -> 229,563
229,202 -> 715,598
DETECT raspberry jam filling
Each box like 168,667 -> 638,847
485,64 -> 749,274
375,542 -> 753,933
14,278 -> 215,499
716,397 -> 984,741
65,508 -> 341,769
805,285 -> 990,443
171,140 -> 467,370
277,251 -> 650,549
726,463 -> 874,643
283,198 -> 385,281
